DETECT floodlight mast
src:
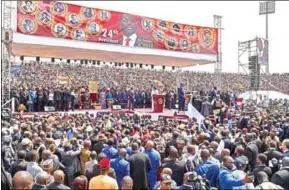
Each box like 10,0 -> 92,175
259,1 -> 276,74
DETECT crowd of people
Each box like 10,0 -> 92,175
2,86 -> 289,190
1,60 -> 289,190
6,61 -> 289,112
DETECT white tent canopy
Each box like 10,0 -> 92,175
238,91 -> 289,100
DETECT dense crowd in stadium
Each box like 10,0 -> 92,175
2,1 -> 289,190
2,60 -> 289,190
7,61 -> 289,112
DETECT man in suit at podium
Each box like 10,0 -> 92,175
178,83 -> 185,112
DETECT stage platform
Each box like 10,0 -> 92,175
17,108 -> 189,121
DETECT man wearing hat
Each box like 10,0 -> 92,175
1,135 -> 14,170
232,156 -> 254,190
41,159 -> 55,184
89,158 -> 118,189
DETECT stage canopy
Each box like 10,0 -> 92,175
12,33 -> 216,67
238,91 -> 289,100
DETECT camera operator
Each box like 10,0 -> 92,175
178,172 -> 194,190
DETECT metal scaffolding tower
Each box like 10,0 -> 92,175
238,38 -> 258,74
213,15 -> 223,73
1,1 -> 14,109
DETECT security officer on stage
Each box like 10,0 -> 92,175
178,83 -> 185,112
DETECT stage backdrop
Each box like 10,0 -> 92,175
17,1 -> 218,54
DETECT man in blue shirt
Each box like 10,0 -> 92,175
144,140 -> 160,190
102,138 -> 118,159
219,156 -> 252,190
194,149 -> 219,187
110,148 -> 130,187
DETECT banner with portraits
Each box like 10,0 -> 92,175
17,1 -> 218,54
257,38 -> 268,65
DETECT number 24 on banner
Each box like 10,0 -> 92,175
102,28 -> 118,38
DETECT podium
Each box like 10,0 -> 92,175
153,94 -> 165,113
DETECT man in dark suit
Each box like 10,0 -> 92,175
253,154 -> 272,186
53,88 -> 62,111
264,140 -> 283,173
201,97 -> 212,117
271,157 -> 289,190
163,147 -> 187,186
192,95 -> 202,112
128,88 -> 135,111
244,133 -> 259,170
127,144 -> 151,189
238,112 -> 249,130
9,151 -> 28,177
62,88 -> 71,111
119,14 -> 153,48
178,83 -> 185,111
47,170 -> 70,190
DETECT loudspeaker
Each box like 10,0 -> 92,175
44,106 -> 55,112
51,58 -> 55,62
20,56 -> 24,61
112,104 -> 122,110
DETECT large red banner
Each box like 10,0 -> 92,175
17,1 -> 218,54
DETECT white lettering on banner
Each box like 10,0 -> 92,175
98,37 -> 118,43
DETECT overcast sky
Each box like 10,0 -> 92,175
57,1 -> 288,73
